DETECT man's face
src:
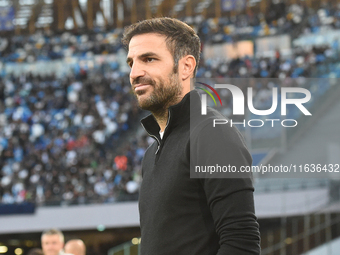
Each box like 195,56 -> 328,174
127,33 -> 183,112
41,234 -> 64,255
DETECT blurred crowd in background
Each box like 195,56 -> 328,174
0,68 -> 149,205
1,1 -> 340,62
1,1 -> 340,205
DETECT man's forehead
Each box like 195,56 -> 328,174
128,33 -> 169,55
42,234 -> 62,241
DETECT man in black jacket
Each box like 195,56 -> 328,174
122,17 -> 260,255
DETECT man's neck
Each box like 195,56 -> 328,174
152,109 -> 169,132
151,95 -> 183,132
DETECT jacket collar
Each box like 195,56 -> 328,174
141,90 -> 201,142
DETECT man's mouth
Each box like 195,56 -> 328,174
134,84 -> 151,91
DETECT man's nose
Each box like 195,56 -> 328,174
130,62 -> 145,81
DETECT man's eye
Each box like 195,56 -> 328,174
146,58 -> 155,62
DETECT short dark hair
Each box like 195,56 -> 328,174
41,228 -> 64,243
122,17 -> 201,77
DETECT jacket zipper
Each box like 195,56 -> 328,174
141,124 -> 161,154
141,110 -> 172,155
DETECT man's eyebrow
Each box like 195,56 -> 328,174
126,52 -> 160,65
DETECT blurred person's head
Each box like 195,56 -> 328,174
64,239 -> 86,255
41,229 -> 64,255
122,18 -> 201,113
27,248 -> 43,255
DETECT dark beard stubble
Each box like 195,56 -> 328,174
133,71 -> 183,116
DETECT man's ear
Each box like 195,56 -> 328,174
180,55 -> 196,80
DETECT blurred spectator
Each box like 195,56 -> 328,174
64,239 -> 86,255
41,229 -> 64,255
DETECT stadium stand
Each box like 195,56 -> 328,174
0,2 -> 339,208
1,45 -> 339,206
1,0 -> 340,254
